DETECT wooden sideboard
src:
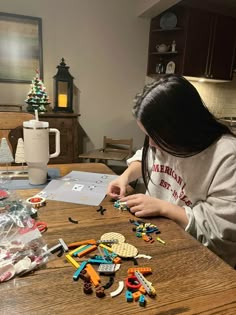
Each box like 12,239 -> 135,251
39,112 -> 80,164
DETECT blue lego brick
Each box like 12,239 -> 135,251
125,290 -> 133,302
73,261 -> 87,281
139,294 -> 146,307
87,258 -> 112,264
72,244 -> 93,257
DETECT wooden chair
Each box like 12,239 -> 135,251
79,136 -> 133,164
0,112 -> 34,158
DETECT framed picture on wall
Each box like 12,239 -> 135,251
0,12 -> 43,83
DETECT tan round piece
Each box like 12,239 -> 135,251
111,243 -> 138,258
100,232 -> 125,244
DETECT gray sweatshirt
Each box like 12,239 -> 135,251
127,135 -> 236,268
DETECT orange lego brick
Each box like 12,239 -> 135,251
139,285 -> 147,294
85,264 -> 101,287
142,234 -> 152,242
68,239 -> 97,248
127,267 -> 152,276
113,257 -> 122,264
77,245 -> 97,257
132,291 -> 142,301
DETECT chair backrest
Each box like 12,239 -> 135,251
103,136 -> 133,157
0,112 -> 34,157
0,112 -> 34,130
0,104 -> 23,112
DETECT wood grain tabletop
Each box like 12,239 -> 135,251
0,163 -> 236,315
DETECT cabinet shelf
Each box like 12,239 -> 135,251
150,51 -> 178,55
151,27 -> 183,32
149,73 -> 166,78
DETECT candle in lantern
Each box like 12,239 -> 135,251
58,94 -> 67,107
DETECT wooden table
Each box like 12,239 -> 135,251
1,163 -> 236,315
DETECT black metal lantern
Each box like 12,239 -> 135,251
53,58 -> 74,112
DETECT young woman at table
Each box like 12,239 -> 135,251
107,75 -> 236,268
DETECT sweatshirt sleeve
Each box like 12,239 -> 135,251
127,148 -> 143,165
184,152 -> 236,267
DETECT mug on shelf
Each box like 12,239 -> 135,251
156,44 -> 170,53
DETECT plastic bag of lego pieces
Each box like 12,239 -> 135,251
0,189 -> 12,212
0,190 -> 37,218
0,211 -> 50,283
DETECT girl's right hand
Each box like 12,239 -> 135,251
107,176 -> 128,199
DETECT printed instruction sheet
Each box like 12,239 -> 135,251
37,171 -> 118,206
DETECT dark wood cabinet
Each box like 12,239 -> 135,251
208,15 -> 236,80
183,9 -> 236,80
39,112 -> 80,164
182,9 -> 212,78
147,5 -> 236,81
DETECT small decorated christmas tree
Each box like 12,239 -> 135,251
25,70 -> 50,112
0,138 -> 14,165
15,138 -> 25,164
15,138 -> 26,173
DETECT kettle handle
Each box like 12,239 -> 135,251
49,128 -> 60,158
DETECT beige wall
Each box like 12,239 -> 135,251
0,0 -> 150,152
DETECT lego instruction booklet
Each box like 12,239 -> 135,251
37,171 -> 118,206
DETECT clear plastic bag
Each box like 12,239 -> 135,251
0,190 -> 37,218
0,198 -> 51,283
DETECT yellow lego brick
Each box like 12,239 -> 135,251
65,254 -> 80,269
99,244 -> 113,252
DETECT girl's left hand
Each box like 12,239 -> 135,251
120,193 -> 164,217
120,193 -> 189,228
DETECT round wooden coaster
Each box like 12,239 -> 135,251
111,243 -> 138,258
100,232 -> 125,244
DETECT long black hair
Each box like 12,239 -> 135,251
133,74 -> 235,189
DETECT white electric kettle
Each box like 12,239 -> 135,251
23,119 -> 60,185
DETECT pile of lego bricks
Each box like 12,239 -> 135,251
64,232 -> 156,307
